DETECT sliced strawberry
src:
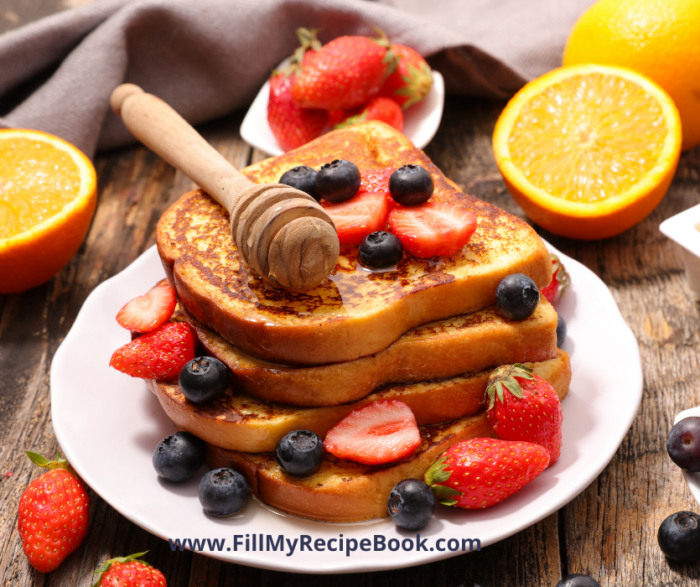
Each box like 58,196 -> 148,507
321,191 -> 390,246
358,166 -> 397,211
110,322 -> 195,380
388,202 -> 477,258
116,280 -> 177,333
324,400 -> 421,465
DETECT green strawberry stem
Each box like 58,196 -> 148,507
91,552 -> 150,587
423,452 -> 462,506
484,364 -> 535,410
25,450 -> 78,478
371,27 -> 398,77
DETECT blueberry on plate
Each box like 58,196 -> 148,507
496,273 -> 540,320
153,431 -> 206,482
179,356 -> 229,404
658,511 -> 700,561
198,468 -> 249,516
315,159 -> 361,203
668,417 -> 700,471
389,164 -> 434,206
556,313 -> 567,348
279,166 -> 319,201
359,231 -> 403,269
555,575 -> 601,587
275,430 -> 325,477
387,478 -> 435,530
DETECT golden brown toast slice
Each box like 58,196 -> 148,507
150,349 -> 570,453
156,121 -> 552,366
184,299 -> 558,406
206,414 -> 498,522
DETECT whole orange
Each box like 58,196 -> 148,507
0,130 -> 97,293
563,0 -> 700,151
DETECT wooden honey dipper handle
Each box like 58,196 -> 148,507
110,84 -> 339,291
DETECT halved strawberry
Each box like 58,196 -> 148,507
110,322 -> 195,380
321,191 -> 390,246
324,400 -> 421,465
540,253 -> 571,304
387,202 -> 477,258
116,280 -> 176,333
358,166 -> 397,211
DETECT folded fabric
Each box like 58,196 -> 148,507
0,0 -> 594,158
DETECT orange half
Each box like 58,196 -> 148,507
493,64 -> 681,240
0,129 -> 97,293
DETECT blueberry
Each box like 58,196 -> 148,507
668,418 -> 700,471
315,159 -> 361,203
555,575 -> 600,587
389,164 -> 434,206
496,273 -> 540,320
658,511 -> 700,562
359,231 -> 403,269
387,478 -> 435,530
279,166 -> 319,201
556,314 -> 567,348
179,356 -> 229,404
275,430 -> 325,477
198,468 -> 249,516
153,431 -> 206,482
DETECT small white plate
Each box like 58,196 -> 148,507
50,243 -> 642,574
673,408 -> 700,505
660,205 -> 700,297
240,71 -> 445,156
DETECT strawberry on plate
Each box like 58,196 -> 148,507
387,202 -> 477,258
292,31 -> 397,110
337,97 -> 404,132
485,363 -> 563,465
18,451 -> 89,573
110,322 -> 195,381
424,438 -> 550,509
92,552 -> 166,587
378,44 -> 433,109
540,253 -> 571,304
324,400 -> 421,465
116,279 -> 176,333
321,190 -> 390,246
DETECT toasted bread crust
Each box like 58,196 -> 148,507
156,122 -> 552,365
186,300 -> 558,406
149,349 -> 570,453
206,414 -> 498,522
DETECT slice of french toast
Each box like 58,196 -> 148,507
149,349 -> 570,453
184,299 -> 558,406
205,413 -> 498,522
156,121 -> 552,366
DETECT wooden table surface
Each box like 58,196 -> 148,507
3,2 -> 700,586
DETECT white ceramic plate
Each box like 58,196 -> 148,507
673,408 -> 700,505
240,71 -> 445,156
51,243 -> 642,574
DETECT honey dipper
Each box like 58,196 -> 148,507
110,84 -> 339,291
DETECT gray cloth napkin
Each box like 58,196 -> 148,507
0,0 -> 595,158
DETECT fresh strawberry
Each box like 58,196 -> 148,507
424,438 -> 550,509
485,363 -> 563,465
358,166 -> 397,210
92,552 -> 166,587
378,44 -> 433,109
336,97 -> 404,132
268,70 -> 328,151
18,451 -> 89,573
116,280 -> 176,333
387,202 -> 477,258
110,322 -> 195,380
324,400 -> 421,465
292,29 -> 397,110
321,190 -> 390,246
540,253 -> 571,304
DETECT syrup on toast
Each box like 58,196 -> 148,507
205,413 -> 499,522
157,121 -> 552,366
149,349 -> 570,453
184,300 -> 558,406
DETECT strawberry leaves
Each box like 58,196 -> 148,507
485,363 -> 535,410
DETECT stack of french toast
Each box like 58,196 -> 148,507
148,121 -> 571,522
